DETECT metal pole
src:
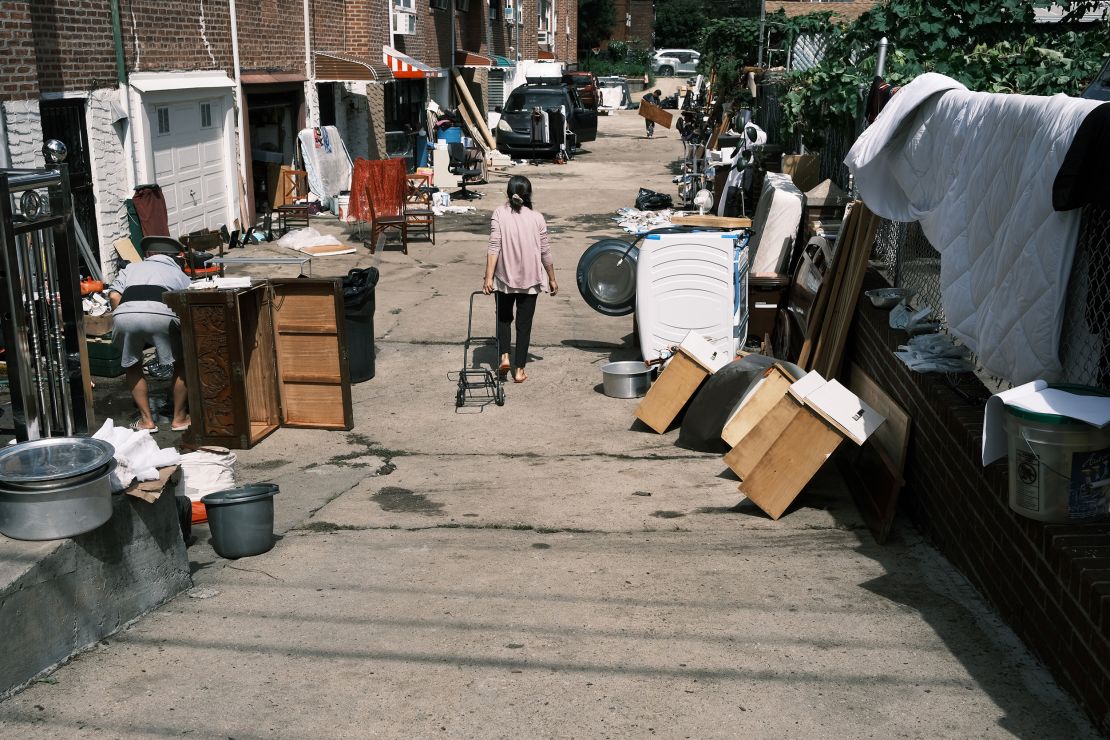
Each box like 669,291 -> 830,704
757,0 -> 766,67
876,36 -> 889,78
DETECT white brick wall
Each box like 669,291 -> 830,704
1,99 -> 44,168
85,89 -> 131,280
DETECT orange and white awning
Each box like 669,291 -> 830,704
383,46 -> 445,79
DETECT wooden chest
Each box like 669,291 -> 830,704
166,278 -> 354,449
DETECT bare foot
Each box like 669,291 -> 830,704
513,370 -> 528,384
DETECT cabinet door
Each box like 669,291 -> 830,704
270,278 -> 354,430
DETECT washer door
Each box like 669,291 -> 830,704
576,239 -> 638,316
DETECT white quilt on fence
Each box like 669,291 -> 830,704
845,73 -> 1100,384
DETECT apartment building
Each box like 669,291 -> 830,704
0,0 -> 576,278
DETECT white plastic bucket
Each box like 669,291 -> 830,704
335,194 -> 351,221
1004,385 -> 1110,523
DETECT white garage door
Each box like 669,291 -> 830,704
150,98 -> 228,236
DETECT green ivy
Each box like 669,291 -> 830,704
700,0 -> 1109,150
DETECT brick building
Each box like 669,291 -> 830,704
0,0 -> 575,278
605,0 -> 655,49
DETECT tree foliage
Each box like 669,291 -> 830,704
698,0 -> 1109,149
578,0 -> 616,51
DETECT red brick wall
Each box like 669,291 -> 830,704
332,0 -> 390,58
120,0 -> 234,74
29,0 -> 116,93
519,0 -> 538,60
235,0 -> 306,74
848,270 -> 1110,734
0,0 -> 41,100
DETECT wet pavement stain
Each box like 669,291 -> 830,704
371,486 -> 445,516
650,510 -> 686,519
531,543 -> 552,549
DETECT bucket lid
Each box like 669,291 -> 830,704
201,483 -> 279,506
0,437 -> 116,483
1005,383 -> 1110,425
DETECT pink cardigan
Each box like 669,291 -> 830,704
488,203 -> 552,290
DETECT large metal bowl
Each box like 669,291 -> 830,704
601,361 -> 653,398
0,437 -> 116,541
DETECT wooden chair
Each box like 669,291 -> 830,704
405,172 -> 436,245
179,229 -> 223,279
364,158 -> 408,255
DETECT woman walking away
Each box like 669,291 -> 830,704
483,175 -> 558,384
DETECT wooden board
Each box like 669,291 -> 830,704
736,410 -> 844,520
723,393 -> 803,479
841,363 -> 912,544
113,237 -> 143,264
781,154 -> 820,193
271,278 -> 353,431
670,214 -> 752,228
638,100 -> 673,129
798,201 -> 858,369
634,352 -> 709,434
720,364 -> 796,448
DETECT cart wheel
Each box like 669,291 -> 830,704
495,386 -> 505,406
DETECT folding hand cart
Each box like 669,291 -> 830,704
455,291 -> 505,407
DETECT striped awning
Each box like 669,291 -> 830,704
315,52 -> 394,83
383,46 -> 445,79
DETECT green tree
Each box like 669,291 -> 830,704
578,0 -> 616,51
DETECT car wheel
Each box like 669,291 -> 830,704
658,65 -> 674,77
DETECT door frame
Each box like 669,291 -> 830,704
131,80 -> 238,235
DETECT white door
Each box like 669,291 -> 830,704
150,98 -> 227,236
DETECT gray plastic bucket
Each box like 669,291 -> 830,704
201,484 -> 279,559
1004,385 -> 1110,523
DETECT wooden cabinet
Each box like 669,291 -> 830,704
166,278 -> 354,449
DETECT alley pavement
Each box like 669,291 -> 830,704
0,108 -> 1099,738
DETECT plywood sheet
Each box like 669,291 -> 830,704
738,412 -> 843,520
723,394 -> 803,479
720,365 -> 795,448
670,214 -> 752,228
639,100 -> 673,129
634,352 -> 708,434
782,154 -> 820,193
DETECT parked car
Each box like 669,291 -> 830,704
563,71 -> 600,110
653,48 -> 700,77
495,82 -> 598,158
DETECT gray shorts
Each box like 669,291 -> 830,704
112,312 -> 183,368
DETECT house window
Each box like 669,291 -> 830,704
200,102 -> 213,129
156,107 -> 170,135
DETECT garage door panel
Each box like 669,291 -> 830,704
149,96 -> 229,237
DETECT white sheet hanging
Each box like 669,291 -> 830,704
297,126 -> 353,200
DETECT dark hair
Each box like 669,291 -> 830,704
507,175 -> 533,213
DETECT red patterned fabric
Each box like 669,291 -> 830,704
348,158 -> 372,223
365,158 -> 407,221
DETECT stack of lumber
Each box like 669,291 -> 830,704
450,68 -> 512,169
796,200 -> 880,379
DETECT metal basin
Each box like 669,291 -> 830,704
0,437 -> 116,541
601,361 -> 653,398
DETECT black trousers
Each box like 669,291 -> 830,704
495,292 -> 538,368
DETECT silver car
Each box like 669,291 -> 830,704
653,48 -> 700,77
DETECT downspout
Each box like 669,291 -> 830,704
304,0 -> 316,126
109,0 -> 137,189
450,0 -> 456,107
229,0 -> 251,224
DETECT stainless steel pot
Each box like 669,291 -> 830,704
0,437 -> 116,541
601,361 -> 654,398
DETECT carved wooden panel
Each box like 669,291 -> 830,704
192,304 -> 236,437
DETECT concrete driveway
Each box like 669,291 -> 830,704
0,111 -> 1097,738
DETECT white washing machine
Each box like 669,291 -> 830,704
635,231 -> 749,362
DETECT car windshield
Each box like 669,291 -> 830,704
504,89 -> 566,113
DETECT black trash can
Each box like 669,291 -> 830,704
343,266 -> 379,382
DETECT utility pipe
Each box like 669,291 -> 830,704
304,0 -> 316,126
229,0 -> 250,226
109,0 -> 137,189
876,37 -> 889,78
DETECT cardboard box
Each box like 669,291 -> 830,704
84,313 -> 113,337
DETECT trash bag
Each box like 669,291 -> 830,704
343,266 -> 380,309
635,188 -> 673,210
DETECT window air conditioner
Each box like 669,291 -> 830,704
537,30 -> 552,45
394,10 -> 417,34
504,2 -> 514,23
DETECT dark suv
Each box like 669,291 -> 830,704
495,82 -> 598,158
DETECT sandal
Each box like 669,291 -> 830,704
129,420 -> 159,434
513,371 -> 528,384
171,422 -> 191,432
498,361 -> 510,380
